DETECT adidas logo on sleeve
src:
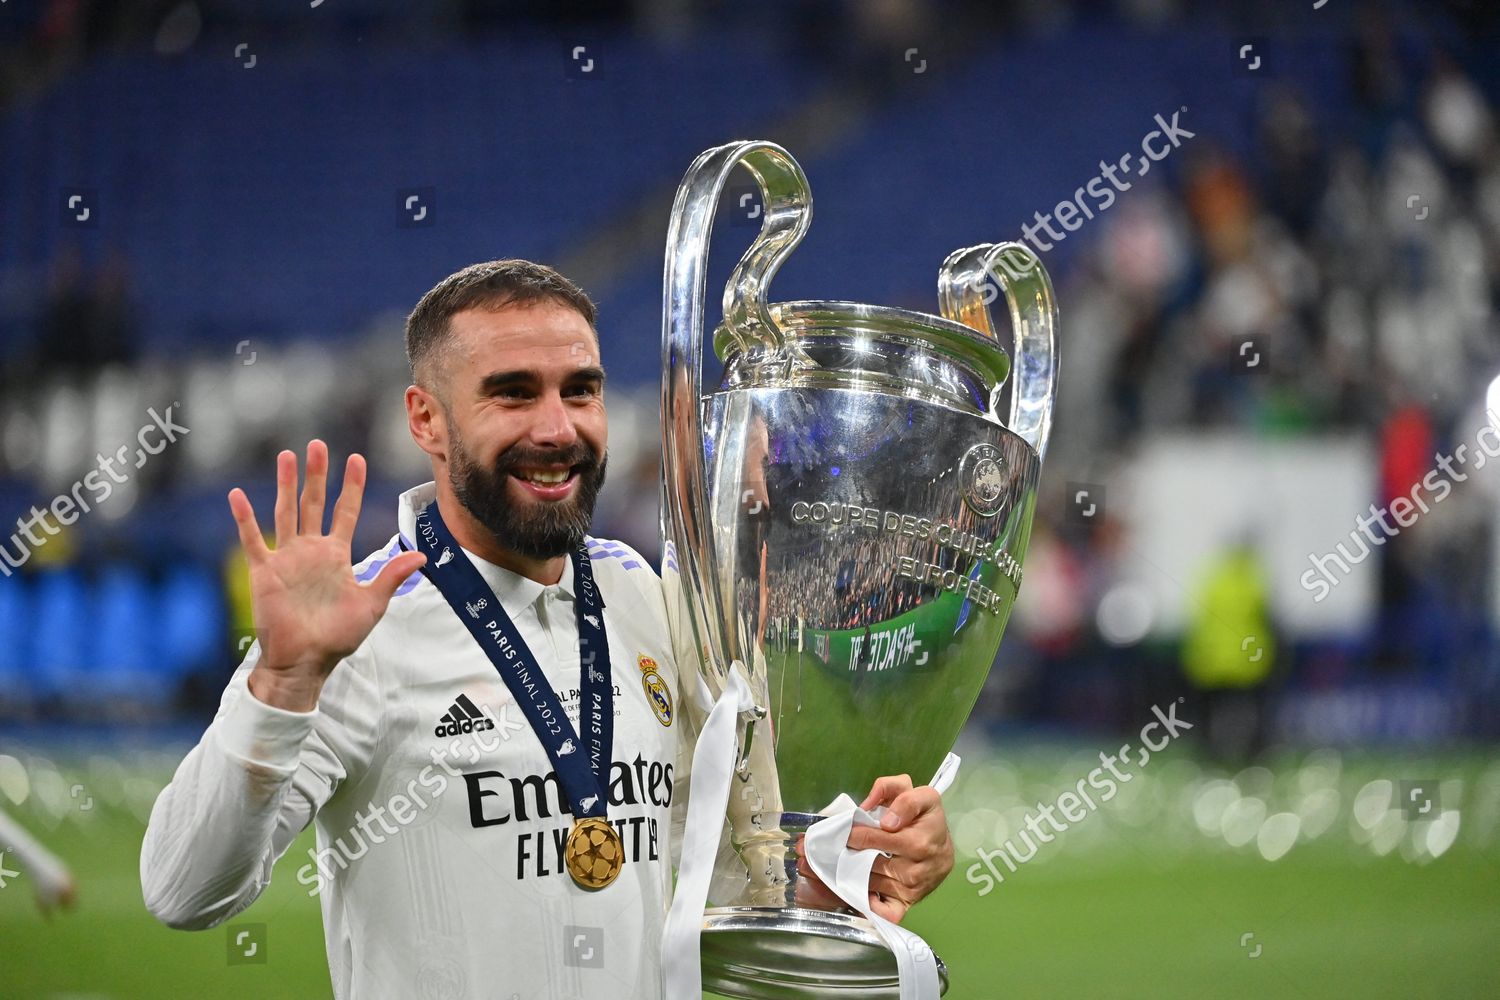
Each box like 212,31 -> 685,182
434,693 -> 497,737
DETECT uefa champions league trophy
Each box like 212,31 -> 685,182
660,139 -> 1058,998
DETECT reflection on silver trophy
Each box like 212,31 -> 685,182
662,139 -> 1058,998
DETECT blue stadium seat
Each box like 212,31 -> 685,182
0,572 -> 34,709
93,564 -> 162,708
0,33 -> 807,355
29,569 -> 90,702
159,565 -> 226,680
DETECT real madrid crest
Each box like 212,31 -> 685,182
959,442 -> 1008,517
638,654 -> 673,727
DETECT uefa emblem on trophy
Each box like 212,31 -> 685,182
660,139 -> 1058,997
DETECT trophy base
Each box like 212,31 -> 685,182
700,906 -> 949,999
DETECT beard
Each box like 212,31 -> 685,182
448,427 -> 608,560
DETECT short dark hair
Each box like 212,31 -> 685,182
405,258 -> 598,388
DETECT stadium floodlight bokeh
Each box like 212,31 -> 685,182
1,1 -> 1498,998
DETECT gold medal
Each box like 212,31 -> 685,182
565,816 -> 624,890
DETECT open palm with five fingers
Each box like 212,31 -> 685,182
228,440 -> 427,712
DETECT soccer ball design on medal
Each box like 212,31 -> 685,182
638,654 -> 673,727
565,816 -> 624,890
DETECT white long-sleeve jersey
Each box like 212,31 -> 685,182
141,482 -> 719,999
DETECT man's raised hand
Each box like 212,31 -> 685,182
228,440 -> 426,712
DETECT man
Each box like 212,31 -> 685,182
0,807 -> 76,915
141,260 -> 954,998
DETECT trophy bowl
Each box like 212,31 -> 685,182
661,140 -> 1058,999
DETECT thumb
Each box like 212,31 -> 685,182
368,550 -> 427,606
870,892 -> 911,925
860,773 -> 914,813
879,786 -> 941,832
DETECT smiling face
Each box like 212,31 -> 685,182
407,300 -> 608,562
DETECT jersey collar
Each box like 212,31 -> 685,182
398,481 -> 576,608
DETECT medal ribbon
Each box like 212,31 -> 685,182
406,502 -> 613,821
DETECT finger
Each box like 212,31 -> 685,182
366,550 -> 427,609
795,849 -> 831,883
868,891 -> 912,925
796,848 -> 920,920
330,453 -> 367,544
847,823 -> 947,862
792,869 -> 844,911
299,440 -> 329,535
866,848 -> 921,887
798,851 -> 911,893
846,824 -> 905,856
798,845 -> 913,888
860,773 -> 914,812
273,449 -> 297,545
867,869 -> 920,903
228,488 -> 271,563
878,786 -> 943,832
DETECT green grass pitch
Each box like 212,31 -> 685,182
1,745 -> 1496,998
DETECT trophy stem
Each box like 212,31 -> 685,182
735,811 -> 826,908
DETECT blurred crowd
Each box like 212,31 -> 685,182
1005,19 -> 1500,748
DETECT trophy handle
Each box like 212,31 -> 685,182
936,242 -> 1059,461
660,139 -> 812,685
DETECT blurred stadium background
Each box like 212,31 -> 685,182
2,0 -> 1498,997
